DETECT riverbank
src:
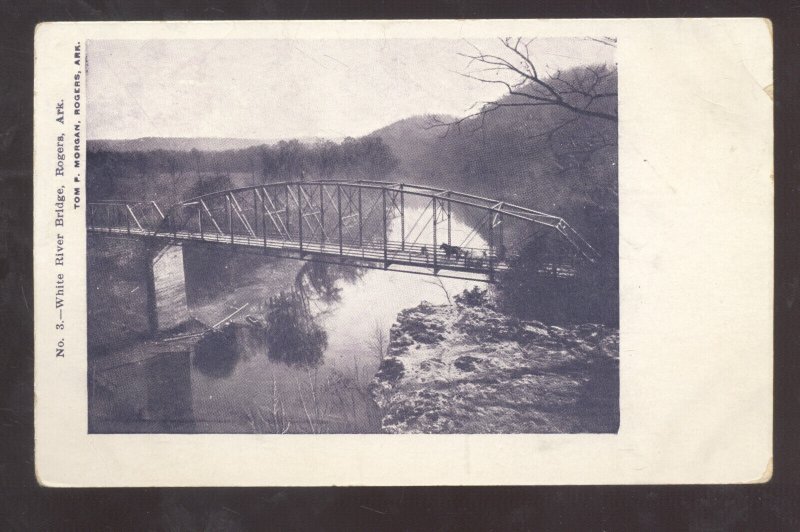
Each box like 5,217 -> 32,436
370,301 -> 619,433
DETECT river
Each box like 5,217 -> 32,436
88,208 -> 487,433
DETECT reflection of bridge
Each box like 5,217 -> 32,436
88,180 -> 599,280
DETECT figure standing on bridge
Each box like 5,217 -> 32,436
476,250 -> 487,269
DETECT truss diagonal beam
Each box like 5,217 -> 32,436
257,187 -> 291,240
297,185 -> 329,243
229,193 -> 256,238
126,205 -> 144,231
200,199 -> 223,234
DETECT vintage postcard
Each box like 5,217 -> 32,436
34,19 -> 772,486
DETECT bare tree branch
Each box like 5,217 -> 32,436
422,276 -> 452,304
433,37 -> 617,138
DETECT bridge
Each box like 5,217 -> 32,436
87,180 -> 599,281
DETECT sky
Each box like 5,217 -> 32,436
87,38 -> 614,140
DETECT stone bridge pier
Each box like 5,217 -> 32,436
145,243 -> 190,333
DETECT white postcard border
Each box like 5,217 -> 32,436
33,18 -> 773,486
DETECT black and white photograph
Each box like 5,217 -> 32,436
84,36 -> 619,435
30,17 -> 774,488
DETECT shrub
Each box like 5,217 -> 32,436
454,286 -> 489,308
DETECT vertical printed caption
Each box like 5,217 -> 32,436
53,41 -> 83,358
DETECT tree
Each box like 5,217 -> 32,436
355,136 -> 398,179
431,37 -> 617,136
275,139 -> 305,180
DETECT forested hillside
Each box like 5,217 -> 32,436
373,68 -> 617,252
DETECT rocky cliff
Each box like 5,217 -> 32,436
370,302 -> 619,434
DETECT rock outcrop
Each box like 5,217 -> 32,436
370,301 -> 619,434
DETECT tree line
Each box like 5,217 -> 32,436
87,136 -> 398,201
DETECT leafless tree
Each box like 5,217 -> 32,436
430,37 -> 617,137
368,320 -> 388,362
422,276 -> 452,305
271,372 -> 291,434
293,373 -> 318,434
244,372 -> 291,434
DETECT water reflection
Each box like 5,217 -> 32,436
145,351 -> 193,422
264,291 -> 327,367
295,260 -> 366,306
194,326 -> 241,378
194,284 -> 335,374
89,348 -> 196,433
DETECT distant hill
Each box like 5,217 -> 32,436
88,136 -> 338,152
367,115 -> 456,183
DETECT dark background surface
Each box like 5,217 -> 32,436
0,0 -> 797,529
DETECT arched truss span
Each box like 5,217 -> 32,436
87,180 -> 599,279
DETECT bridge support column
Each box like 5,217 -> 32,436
432,196 -> 438,273
145,244 -> 190,333
400,186 -> 405,251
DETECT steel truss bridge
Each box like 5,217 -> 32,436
87,180 -> 599,280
